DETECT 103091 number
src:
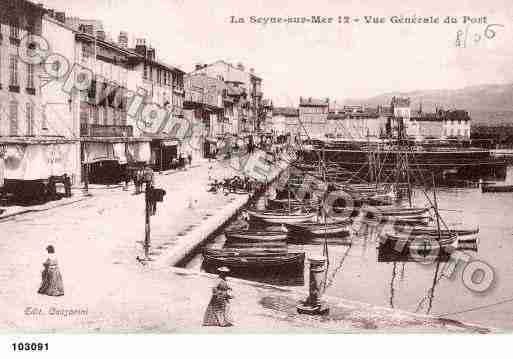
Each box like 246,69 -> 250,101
12,343 -> 48,351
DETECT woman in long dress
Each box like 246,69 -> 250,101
38,245 -> 64,296
203,267 -> 233,327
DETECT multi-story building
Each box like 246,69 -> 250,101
326,106 -> 387,140
443,109 -> 471,139
298,97 -> 329,139
388,96 -> 412,139
190,61 -> 264,134
271,107 -> 298,136
410,108 -> 471,140
127,38 -> 185,171
0,0 -> 80,199
183,73 -> 225,158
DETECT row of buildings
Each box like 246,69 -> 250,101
0,0 -> 271,198
270,97 -> 471,141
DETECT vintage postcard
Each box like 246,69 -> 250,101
0,0 -> 512,354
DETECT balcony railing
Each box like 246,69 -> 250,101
80,123 -> 133,137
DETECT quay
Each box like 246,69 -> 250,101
0,155 -> 493,333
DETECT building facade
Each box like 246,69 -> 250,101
298,97 -> 329,139
190,61 -> 265,133
183,73 -> 225,159
0,0 -> 79,199
272,107 -> 298,135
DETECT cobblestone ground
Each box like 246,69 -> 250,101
0,158 -> 492,333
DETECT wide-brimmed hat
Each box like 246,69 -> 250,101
217,267 -> 230,273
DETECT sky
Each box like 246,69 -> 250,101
39,0 -> 513,106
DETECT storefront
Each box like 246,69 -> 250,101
150,139 -> 180,171
0,138 -> 79,200
82,138 -> 151,184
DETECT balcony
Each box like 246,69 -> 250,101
9,85 -> 20,93
80,124 -> 133,138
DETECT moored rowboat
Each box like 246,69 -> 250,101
247,210 -> 316,224
202,249 -> 305,271
225,230 -> 288,242
287,219 -> 353,237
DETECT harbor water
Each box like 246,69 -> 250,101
185,165 -> 513,330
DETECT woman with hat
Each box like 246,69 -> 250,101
203,267 -> 233,327
38,245 -> 64,297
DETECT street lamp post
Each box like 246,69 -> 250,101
143,167 -> 154,259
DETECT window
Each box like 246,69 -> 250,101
93,107 -> 100,125
26,102 -> 34,136
27,64 -> 34,89
9,101 -> 18,136
81,43 -> 93,62
9,55 -> 18,86
103,106 -> 108,125
10,21 -> 20,39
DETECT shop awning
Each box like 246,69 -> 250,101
127,142 -> 151,163
3,143 -> 77,181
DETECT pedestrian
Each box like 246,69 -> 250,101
187,151 -> 192,168
38,245 -> 64,297
203,267 -> 234,327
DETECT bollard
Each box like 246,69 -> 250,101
297,255 -> 329,315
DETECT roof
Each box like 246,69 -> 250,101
185,74 -> 226,92
391,97 -> 411,107
226,83 -> 245,96
273,107 -> 299,117
193,60 -> 262,80
299,97 -> 329,107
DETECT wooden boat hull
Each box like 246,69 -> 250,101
248,210 -> 316,224
379,233 -> 458,255
202,249 -> 305,272
287,219 -> 353,237
482,184 -> 513,193
225,230 -> 288,242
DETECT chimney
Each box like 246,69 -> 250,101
96,30 -> 106,41
135,38 -> 147,57
237,62 -> 244,71
118,31 -> 128,48
249,68 -> 254,74
55,11 -> 65,23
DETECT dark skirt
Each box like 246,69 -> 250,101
38,264 -> 64,296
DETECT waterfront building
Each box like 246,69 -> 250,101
183,73 -> 225,158
261,99 -> 273,133
127,38 -> 185,171
42,13 -> 151,185
299,97 -> 329,139
388,96 -> 413,139
409,108 -> 471,141
443,109 -> 471,139
190,61 -> 265,133
326,106 -> 387,140
272,107 -> 299,135
0,0 -> 80,199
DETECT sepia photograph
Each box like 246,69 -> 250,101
0,0 -> 512,355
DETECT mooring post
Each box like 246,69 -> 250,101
297,255 -> 329,315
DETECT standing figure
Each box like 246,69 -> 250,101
38,245 -> 64,297
187,151 -> 192,168
203,267 -> 234,327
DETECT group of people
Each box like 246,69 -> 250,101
37,245 -> 234,327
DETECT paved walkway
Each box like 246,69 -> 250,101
0,156 -> 493,333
